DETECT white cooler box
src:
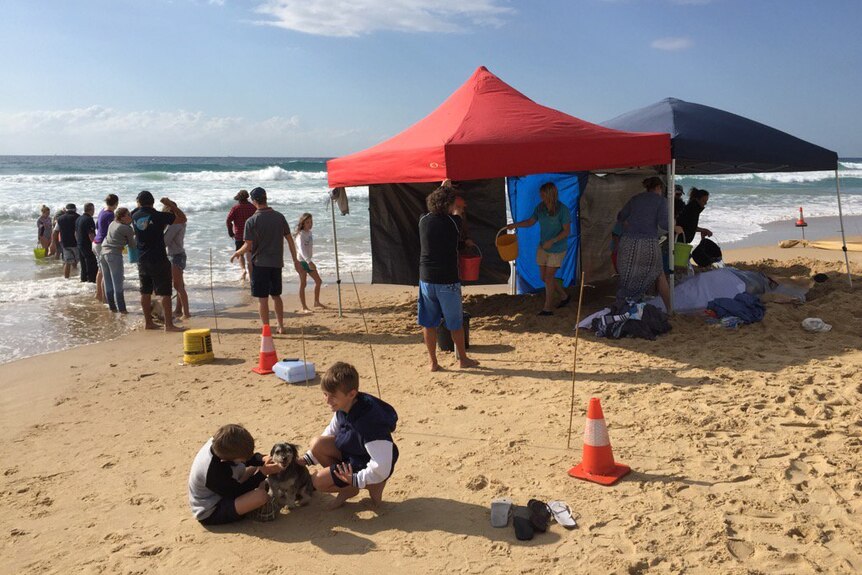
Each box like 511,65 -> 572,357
273,360 -> 316,383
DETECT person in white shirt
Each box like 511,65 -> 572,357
295,213 -> 326,312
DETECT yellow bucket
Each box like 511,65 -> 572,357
673,234 -> 692,268
495,228 -> 518,262
183,328 -> 215,365
34,246 -> 47,259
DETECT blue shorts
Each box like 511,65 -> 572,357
417,281 -> 463,330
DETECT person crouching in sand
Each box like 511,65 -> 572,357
298,362 -> 398,509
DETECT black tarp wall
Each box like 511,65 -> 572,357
369,179 -> 509,285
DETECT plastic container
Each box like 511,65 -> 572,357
273,360 -> 316,383
128,246 -> 139,264
495,228 -> 518,262
33,246 -> 47,259
673,235 -> 692,268
183,329 -> 215,365
437,312 -> 471,352
458,246 -> 482,281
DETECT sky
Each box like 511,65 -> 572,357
0,0 -> 860,157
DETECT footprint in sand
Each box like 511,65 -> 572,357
727,539 -> 755,561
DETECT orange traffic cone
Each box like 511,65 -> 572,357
568,398 -> 631,485
252,324 -> 278,375
795,207 -> 808,228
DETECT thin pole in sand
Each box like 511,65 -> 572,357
566,270 -> 586,450
349,271 -> 382,399
209,248 -> 221,344
330,195 -> 343,317
300,322 -> 310,383
834,168 -> 853,288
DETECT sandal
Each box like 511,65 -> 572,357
490,498 -> 513,528
527,499 -> 551,532
548,500 -> 577,529
512,505 -> 534,540
538,310 -> 554,317
556,296 -> 571,309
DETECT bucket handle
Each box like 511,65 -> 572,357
496,226 -> 513,239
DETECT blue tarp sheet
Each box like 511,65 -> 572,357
506,173 -> 586,293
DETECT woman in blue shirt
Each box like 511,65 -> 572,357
506,182 -> 571,316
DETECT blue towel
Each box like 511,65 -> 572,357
707,292 -> 765,324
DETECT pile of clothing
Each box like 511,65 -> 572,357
706,292 -> 765,327
592,301 -> 671,340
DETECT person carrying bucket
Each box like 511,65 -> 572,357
418,186 -> 479,372
506,182 -> 571,316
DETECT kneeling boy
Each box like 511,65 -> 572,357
188,424 -> 281,525
300,362 -> 399,508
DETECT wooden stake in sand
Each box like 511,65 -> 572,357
350,271 -> 383,399
209,248 -> 221,344
566,271 -> 586,449
300,323 -> 310,383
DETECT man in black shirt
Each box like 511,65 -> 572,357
417,187 -> 478,371
131,190 -> 187,332
75,203 -> 98,283
56,203 -> 80,279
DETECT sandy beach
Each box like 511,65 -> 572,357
2,240 -> 861,575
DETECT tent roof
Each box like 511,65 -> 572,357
327,66 -> 670,187
602,97 -> 837,175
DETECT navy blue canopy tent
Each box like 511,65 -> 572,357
603,97 -> 852,288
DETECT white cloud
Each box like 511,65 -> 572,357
0,106 -> 354,155
651,37 -> 692,51
253,0 -> 514,37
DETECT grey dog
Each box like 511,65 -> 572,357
266,443 -> 314,509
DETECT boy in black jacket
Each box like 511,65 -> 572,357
187,424 -> 282,525
299,362 -> 399,509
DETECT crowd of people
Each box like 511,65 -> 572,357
36,186 -> 329,333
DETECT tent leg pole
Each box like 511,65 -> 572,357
331,197 -> 343,317
667,160 -> 676,313
835,168 -> 853,288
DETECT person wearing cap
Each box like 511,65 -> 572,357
230,187 -> 302,334
131,190 -> 187,332
75,203 -> 98,283
56,203 -> 81,279
226,189 -> 256,281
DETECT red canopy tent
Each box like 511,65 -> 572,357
327,66 -> 671,187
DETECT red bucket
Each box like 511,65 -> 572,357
459,246 -> 482,282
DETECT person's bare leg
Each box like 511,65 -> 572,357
163,295 -> 183,332
272,295 -> 284,333
367,480 -> 387,507
451,328 -> 478,368
309,436 -> 342,468
239,251 -> 248,282
95,269 -> 104,302
234,485 -> 271,515
172,267 -> 190,318
311,270 -> 326,308
141,294 -> 158,329
258,297 -> 270,326
298,270 -> 310,312
657,273 -> 671,310
540,265 -> 556,311
64,262 -> 71,279
423,327 -> 440,371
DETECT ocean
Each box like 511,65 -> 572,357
1,155 -> 861,363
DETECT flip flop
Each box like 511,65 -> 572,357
490,498 -> 513,528
527,499 -> 551,532
537,310 -> 554,317
512,505 -> 534,541
548,500 -> 577,529
556,296 -> 571,309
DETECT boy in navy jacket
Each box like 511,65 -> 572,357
300,362 -> 399,509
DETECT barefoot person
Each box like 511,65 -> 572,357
56,204 -> 80,279
417,186 -> 479,371
295,213 -> 326,312
163,205 -> 190,319
230,187 -> 302,334
226,189 -> 255,281
299,362 -> 398,509
37,206 -> 52,252
506,182 -> 571,315
131,191 -> 186,332
93,194 -> 119,303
